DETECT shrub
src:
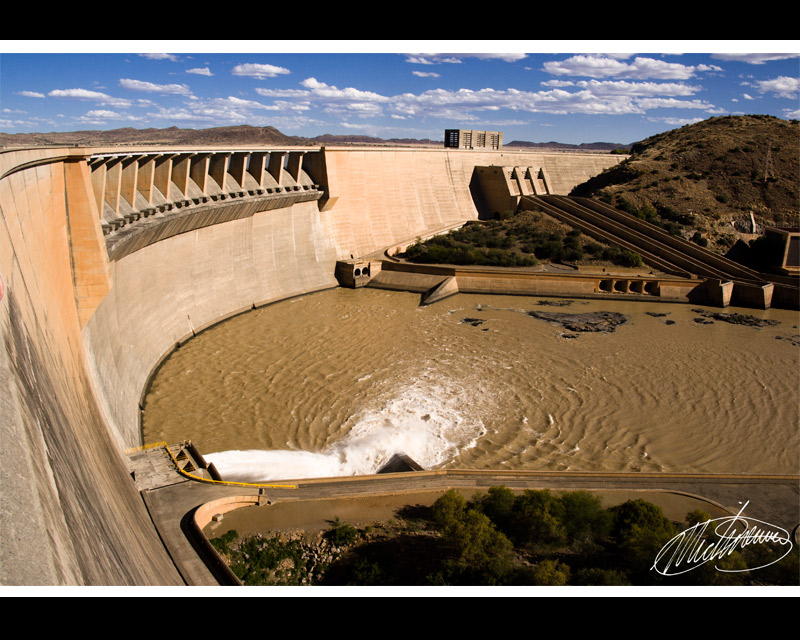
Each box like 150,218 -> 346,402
432,489 -> 467,529
508,489 -> 567,549
325,517 -> 360,547
210,529 -> 239,556
473,486 -> 516,532
528,559 -> 571,586
559,490 -> 612,544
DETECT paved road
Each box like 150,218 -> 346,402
129,446 -> 800,586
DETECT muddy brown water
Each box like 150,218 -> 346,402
141,288 -> 800,482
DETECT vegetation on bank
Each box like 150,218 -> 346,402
209,488 -> 799,587
402,211 -> 643,269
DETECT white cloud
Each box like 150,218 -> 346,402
541,80 -> 574,88
711,53 -> 800,64
231,63 -> 291,79
125,67 -> 722,133
754,75 -> 800,98
569,79 -> 702,97
650,116 -> 706,127
222,96 -> 279,110
76,109 -> 143,125
404,55 -> 460,65
413,71 -> 441,78
48,88 -> 132,107
543,55 -> 721,80
254,88 -> 309,98
187,67 -> 213,76
299,77 -> 390,103
634,97 -> 717,110
138,53 -> 179,62
18,90 -> 45,98
404,53 -> 527,64
119,78 -> 192,95
85,109 -> 123,118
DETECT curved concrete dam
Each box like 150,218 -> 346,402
0,144 -> 625,585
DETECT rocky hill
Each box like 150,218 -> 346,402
0,125 -> 308,148
571,115 -> 799,254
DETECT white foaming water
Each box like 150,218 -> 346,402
206,382 -> 487,482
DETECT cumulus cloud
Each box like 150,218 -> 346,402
76,109 -> 143,125
48,88 -> 132,107
254,88 -> 310,98
138,53 -> 179,62
391,84 -> 714,118
784,106 -> 800,119
119,78 -> 192,95
231,63 -> 291,79
187,67 -> 213,76
711,53 -> 800,64
247,74 -> 718,123
567,79 -> 702,97
85,109 -> 124,118
543,55 -> 721,80
404,53 -> 527,64
18,90 -> 45,98
754,75 -> 800,98
299,77 -> 390,103
256,78 -> 392,117
413,71 -> 441,78
651,116 -> 706,127
221,95 -> 279,110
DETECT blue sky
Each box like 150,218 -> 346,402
1,41 -> 798,145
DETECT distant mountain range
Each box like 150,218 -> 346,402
0,124 -> 629,151
505,140 -> 631,151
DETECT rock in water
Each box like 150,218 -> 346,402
527,310 -> 629,333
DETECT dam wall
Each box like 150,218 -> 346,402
0,148 -> 182,585
0,145 -> 622,585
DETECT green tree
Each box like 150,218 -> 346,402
528,559 -> 571,586
509,489 -> 567,549
443,508 -> 515,584
559,490 -> 612,546
432,489 -> 467,528
473,485 -> 516,533
610,499 -> 677,579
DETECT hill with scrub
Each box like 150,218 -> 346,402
571,115 -> 799,254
